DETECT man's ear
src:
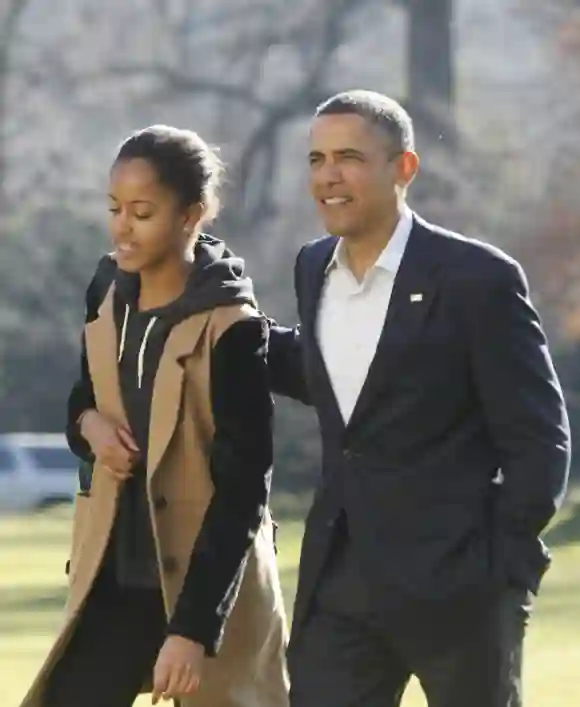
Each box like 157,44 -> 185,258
398,151 -> 420,187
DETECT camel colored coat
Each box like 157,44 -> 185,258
19,287 -> 289,707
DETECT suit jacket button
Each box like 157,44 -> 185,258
162,556 -> 178,574
343,449 -> 352,460
154,495 -> 168,511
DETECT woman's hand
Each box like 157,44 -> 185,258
152,635 -> 205,704
80,409 -> 139,481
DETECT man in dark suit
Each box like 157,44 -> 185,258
268,90 -> 571,707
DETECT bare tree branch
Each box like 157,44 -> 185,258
223,0 -> 359,234
101,63 -> 270,109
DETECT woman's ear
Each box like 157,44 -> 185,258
184,202 -> 204,234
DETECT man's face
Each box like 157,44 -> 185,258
308,113 -> 411,239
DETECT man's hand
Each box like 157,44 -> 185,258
152,635 -> 205,704
80,409 -> 139,481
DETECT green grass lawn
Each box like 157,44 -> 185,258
2,493 -> 579,707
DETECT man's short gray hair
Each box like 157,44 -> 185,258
315,90 -> 415,153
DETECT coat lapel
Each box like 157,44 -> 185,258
146,312 -> 211,481
347,218 -> 442,432
84,285 -> 129,428
85,283 -> 211,481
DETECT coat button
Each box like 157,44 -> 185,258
162,556 -> 178,574
343,448 -> 352,460
154,495 -> 168,510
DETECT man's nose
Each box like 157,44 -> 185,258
316,160 -> 343,186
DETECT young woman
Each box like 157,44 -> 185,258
19,126 -> 289,707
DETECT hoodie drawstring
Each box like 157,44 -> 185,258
137,317 -> 158,389
117,304 -> 159,389
118,305 -> 129,363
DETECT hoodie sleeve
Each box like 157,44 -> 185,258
66,256 -> 116,460
167,315 -> 273,656
66,332 -> 96,461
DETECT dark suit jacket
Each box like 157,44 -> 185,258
269,213 -> 571,631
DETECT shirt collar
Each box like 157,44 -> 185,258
326,205 -> 413,276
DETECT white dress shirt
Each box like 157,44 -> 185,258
317,206 -> 413,424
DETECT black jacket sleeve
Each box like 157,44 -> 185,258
66,256 -> 116,460
66,333 -> 96,461
462,254 -> 571,588
166,316 -> 274,656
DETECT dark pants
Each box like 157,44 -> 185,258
46,575 -> 166,707
289,521 -> 532,707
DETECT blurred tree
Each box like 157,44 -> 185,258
388,0 -> 457,207
0,0 -> 29,210
512,1 -> 580,344
510,1 -> 580,474
87,0 -> 362,240
406,0 -> 456,150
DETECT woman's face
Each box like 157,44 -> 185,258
108,158 -> 197,273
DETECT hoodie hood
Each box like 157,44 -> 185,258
115,233 -> 256,320
113,234 -> 257,387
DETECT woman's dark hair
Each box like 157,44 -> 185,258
114,125 -> 224,223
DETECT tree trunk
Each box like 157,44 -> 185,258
407,0 -> 456,151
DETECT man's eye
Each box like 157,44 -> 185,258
108,207 -> 120,215
135,213 -> 152,221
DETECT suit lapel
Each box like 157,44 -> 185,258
347,218 -> 442,432
301,238 -> 346,434
146,313 -> 211,482
301,237 -> 336,336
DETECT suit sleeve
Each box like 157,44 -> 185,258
167,316 -> 274,656
267,323 -> 310,404
266,246 -> 311,404
66,257 -> 115,460
463,256 -> 571,584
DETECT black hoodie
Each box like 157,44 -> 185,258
67,235 -> 273,655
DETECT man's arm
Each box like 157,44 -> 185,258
266,245 -> 311,405
463,253 -> 571,588
267,322 -> 310,404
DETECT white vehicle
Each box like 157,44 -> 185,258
0,433 -> 79,512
